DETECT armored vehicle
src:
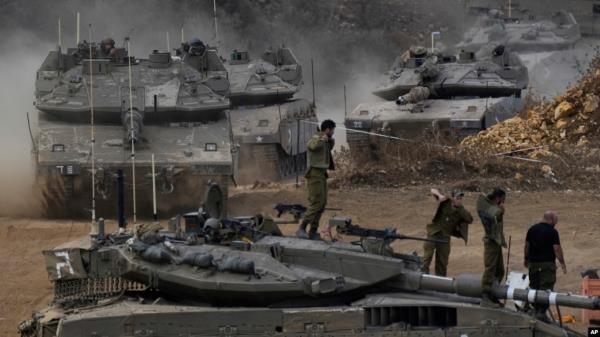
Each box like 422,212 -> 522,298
372,45 -> 529,101
224,47 -> 318,182
35,39 -> 232,217
346,87 -> 523,153
458,10 -> 581,53
19,195 -> 599,337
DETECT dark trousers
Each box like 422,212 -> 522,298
529,261 -> 557,313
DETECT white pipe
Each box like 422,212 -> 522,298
127,38 -> 137,223
89,24 -> 96,224
151,153 -> 157,220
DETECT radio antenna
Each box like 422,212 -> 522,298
88,24 -> 96,225
127,37 -> 138,223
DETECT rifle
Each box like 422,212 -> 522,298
329,217 -> 449,244
274,203 -> 343,221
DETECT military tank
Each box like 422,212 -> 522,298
372,45 -> 529,101
224,47 -> 318,183
346,86 -> 524,154
19,191 -> 599,337
34,38 -> 232,217
176,42 -> 318,183
458,10 -> 581,53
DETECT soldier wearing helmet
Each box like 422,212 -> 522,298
100,37 -> 117,58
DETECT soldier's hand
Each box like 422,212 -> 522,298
320,134 -> 328,140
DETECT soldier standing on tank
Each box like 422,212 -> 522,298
477,187 -> 507,307
524,211 -> 567,320
296,119 -> 336,240
421,188 -> 473,277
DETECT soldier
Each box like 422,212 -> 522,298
477,187 -> 507,307
524,211 -> 566,320
421,188 -> 473,277
296,119 -> 336,240
100,37 -> 117,58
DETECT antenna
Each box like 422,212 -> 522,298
311,59 -> 316,107
89,24 -> 96,225
127,37 -> 138,223
76,12 -> 80,44
213,0 -> 219,49
58,17 -> 62,48
166,31 -> 170,53
151,153 -> 157,221
343,84 -> 347,116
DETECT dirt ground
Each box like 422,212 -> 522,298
1,186 -> 600,336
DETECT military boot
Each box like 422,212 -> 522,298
296,221 -> 309,239
308,227 -> 322,240
480,293 -> 501,308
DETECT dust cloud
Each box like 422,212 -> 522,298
0,0 -> 465,214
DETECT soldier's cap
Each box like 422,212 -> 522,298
451,189 -> 465,198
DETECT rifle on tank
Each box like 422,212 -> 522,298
274,203 -> 342,222
328,217 -> 449,244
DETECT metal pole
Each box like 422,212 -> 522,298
76,12 -> 80,45
213,0 -> 219,49
127,38 -> 137,223
117,169 -> 125,229
58,17 -> 62,49
505,235 -> 512,282
343,84 -> 347,116
151,153 -> 157,221
295,119 -> 300,187
311,59 -> 316,107
166,31 -> 170,53
181,26 -> 184,44
89,24 -> 96,225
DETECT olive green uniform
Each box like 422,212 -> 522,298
421,199 -> 473,276
303,133 -> 335,231
477,195 -> 507,293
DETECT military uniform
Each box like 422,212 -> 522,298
421,199 -> 473,276
302,133 -> 335,234
477,195 -> 507,293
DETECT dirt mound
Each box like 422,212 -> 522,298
461,54 -> 600,158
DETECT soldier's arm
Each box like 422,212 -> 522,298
460,207 -> 473,224
554,245 -> 566,274
307,137 -> 324,151
553,230 -> 566,273
329,138 -> 335,149
430,188 -> 447,202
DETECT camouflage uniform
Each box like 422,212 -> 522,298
302,133 -> 335,233
421,199 -> 473,276
477,195 -> 507,293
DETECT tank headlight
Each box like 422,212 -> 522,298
52,144 -> 65,152
205,143 -> 217,152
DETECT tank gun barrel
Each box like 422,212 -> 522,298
398,272 -> 600,310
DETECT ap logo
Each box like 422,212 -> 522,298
589,328 -> 599,337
